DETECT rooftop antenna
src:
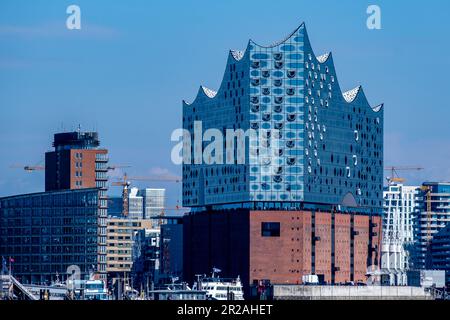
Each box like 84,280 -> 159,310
77,124 -> 81,133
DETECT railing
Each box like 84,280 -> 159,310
426,287 -> 450,300
9,275 -> 38,300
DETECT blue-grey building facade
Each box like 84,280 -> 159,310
413,182 -> 450,270
182,23 -> 383,213
0,188 -> 107,284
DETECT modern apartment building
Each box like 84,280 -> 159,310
413,182 -> 450,269
106,218 -> 152,279
429,224 -> 450,285
182,23 -> 384,290
381,183 -> 419,285
0,188 -> 107,284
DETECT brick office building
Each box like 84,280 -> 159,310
45,131 -> 108,192
182,23 -> 383,290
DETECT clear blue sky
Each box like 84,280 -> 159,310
1,0 -> 449,207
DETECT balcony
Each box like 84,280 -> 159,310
95,154 -> 109,163
95,165 -> 108,172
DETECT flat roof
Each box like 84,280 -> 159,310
0,187 -> 100,200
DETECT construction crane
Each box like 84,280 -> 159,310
384,166 -> 424,185
159,200 -> 182,226
10,164 -> 45,172
10,163 -> 129,172
420,185 -> 433,244
111,173 -> 132,217
107,164 -> 131,171
111,173 -> 181,217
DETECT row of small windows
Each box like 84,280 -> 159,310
252,60 -> 288,70
250,96 -> 285,105
305,61 -> 329,73
251,70 -> 297,82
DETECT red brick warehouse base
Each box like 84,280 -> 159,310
183,209 -> 381,289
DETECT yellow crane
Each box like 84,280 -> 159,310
420,185 -> 433,244
384,166 -> 424,185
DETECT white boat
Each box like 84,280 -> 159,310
192,269 -> 244,300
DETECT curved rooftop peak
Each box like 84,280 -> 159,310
372,103 -> 384,112
201,86 -> 217,98
342,86 -> 362,103
317,52 -> 331,63
249,22 -> 306,48
230,50 -> 244,61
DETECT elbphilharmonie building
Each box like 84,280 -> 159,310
182,23 -> 384,289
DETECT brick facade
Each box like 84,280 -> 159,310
184,209 -> 381,291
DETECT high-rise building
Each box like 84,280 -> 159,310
182,23 -> 383,290
413,182 -> 450,269
45,130 -> 108,192
0,188 -> 107,284
139,189 -> 165,227
381,183 -> 419,285
128,188 -> 144,220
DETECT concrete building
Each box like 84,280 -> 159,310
381,183 -> 419,285
105,218 -> 151,279
0,188 -> 107,284
413,182 -> 450,269
263,285 -> 432,300
182,22 -> 384,291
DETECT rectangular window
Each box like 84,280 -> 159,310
261,222 -> 280,237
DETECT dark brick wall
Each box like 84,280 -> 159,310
183,209 -> 250,286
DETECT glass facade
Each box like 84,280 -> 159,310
413,182 -> 450,269
139,188 -> 165,227
0,188 -> 107,284
182,23 -> 383,213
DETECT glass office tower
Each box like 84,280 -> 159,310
0,188 -> 107,284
